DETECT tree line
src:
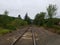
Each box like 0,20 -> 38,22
0,11 -> 31,30
0,4 -> 60,31
33,4 -> 60,28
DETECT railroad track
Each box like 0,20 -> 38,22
11,27 -> 37,45
32,29 -> 37,45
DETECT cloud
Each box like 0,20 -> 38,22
0,0 -> 60,19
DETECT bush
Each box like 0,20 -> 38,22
6,24 -> 16,30
0,15 -> 28,30
0,28 -> 12,35
9,19 -> 28,29
52,25 -> 60,30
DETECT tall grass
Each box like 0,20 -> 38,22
0,28 -> 12,35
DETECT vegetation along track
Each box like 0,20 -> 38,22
11,27 -> 39,45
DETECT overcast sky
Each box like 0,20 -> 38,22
0,0 -> 60,19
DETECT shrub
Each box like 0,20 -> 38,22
6,24 -> 16,30
0,28 -> 12,35
2,19 -> 28,30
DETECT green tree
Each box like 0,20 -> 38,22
24,13 -> 31,24
9,19 -> 27,29
34,12 -> 46,26
18,14 -> 22,19
47,4 -> 57,27
0,11 -> 28,30
3,10 -> 8,16
47,4 -> 57,19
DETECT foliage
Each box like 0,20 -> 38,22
0,28 -> 12,35
34,12 -> 46,26
24,13 -> 31,24
10,19 -> 28,29
3,10 -> 8,16
0,11 -> 28,30
18,14 -> 22,19
46,4 -> 57,27
47,4 -> 57,19
0,15 -> 15,28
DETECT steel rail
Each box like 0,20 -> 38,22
11,27 -> 30,45
32,30 -> 37,45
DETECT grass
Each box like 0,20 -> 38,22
52,25 -> 60,34
0,28 -> 12,35
52,25 -> 60,29
44,25 -> 60,34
